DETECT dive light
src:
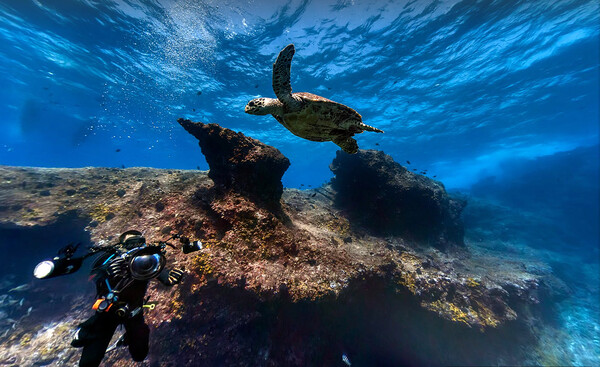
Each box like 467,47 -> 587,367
34,242 -> 84,279
33,256 -> 84,279
180,237 -> 202,254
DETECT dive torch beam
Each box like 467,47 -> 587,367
33,256 -> 84,279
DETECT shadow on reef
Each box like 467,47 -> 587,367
148,276 -> 536,367
330,150 -> 465,248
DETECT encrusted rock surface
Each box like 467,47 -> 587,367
0,125 -> 567,366
330,149 -> 465,247
178,118 -> 290,209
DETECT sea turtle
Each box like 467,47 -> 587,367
244,44 -> 383,154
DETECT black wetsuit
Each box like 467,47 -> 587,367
72,249 -> 175,367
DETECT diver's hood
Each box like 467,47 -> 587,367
119,230 -> 146,249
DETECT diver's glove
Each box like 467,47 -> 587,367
107,256 -> 128,279
167,268 -> 185,285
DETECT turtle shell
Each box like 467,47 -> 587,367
275,92 -> 364,142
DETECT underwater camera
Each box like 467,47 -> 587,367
33,243 -> 84,279
126,246 -> 166,280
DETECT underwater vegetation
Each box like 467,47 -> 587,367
0,121 -> 583,366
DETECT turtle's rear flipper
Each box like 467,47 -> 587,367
360,122 -> 384,133
332,136 -> 358,154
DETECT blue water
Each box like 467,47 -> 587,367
1,0 -> 597,189
0,0 -> 598,365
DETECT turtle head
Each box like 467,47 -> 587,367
245,98 -> 272,115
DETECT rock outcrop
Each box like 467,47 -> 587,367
0,129 -> 567,366
178,118 -> 289,209
330,149 -> 465,247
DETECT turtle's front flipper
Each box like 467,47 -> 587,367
332,136 -> 359,154
273,44 -> 300,107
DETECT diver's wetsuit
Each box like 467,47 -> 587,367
72,250 -> 177,367
75,308 -> 149,366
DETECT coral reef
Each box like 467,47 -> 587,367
0,126 -> 568,366
330,149 -> 465,247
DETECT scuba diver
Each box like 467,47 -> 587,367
33,230 -> 201,367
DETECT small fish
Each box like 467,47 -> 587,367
19,298 -> 24,307
115,149 -> 121,152
121,164 -> 125,169
433,175 -> 437,178
8,284 -> 30,293
254,84 -> 259,88
196,166 -> 200,170
26,306 -> 33,315
300,184 -> 304,186
196,91 -> 202,96
311,193 -> 317,197
342,353 -> 351,366
375,143 -> 379,146
308,185 -> 312,187
412,168 -> 417,171
406,160 -> 411,164
192,108 -> 196,112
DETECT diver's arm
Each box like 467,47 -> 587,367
157,267 -> 185,286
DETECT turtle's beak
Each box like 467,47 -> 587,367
244,104 -> 251,114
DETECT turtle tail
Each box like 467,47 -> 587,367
360,122 -> 384,133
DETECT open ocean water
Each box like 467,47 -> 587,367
0,0 -> 598,366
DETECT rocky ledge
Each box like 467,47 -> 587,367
0,121 -> 567,366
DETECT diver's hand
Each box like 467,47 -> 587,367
107,257 -> 128,278
167,268 -> 185,285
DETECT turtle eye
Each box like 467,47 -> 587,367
249,101 -> 255,107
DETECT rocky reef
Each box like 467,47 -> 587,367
330,149 -> 465,247
178,118 -> 289,210
0,122 -> 568,366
